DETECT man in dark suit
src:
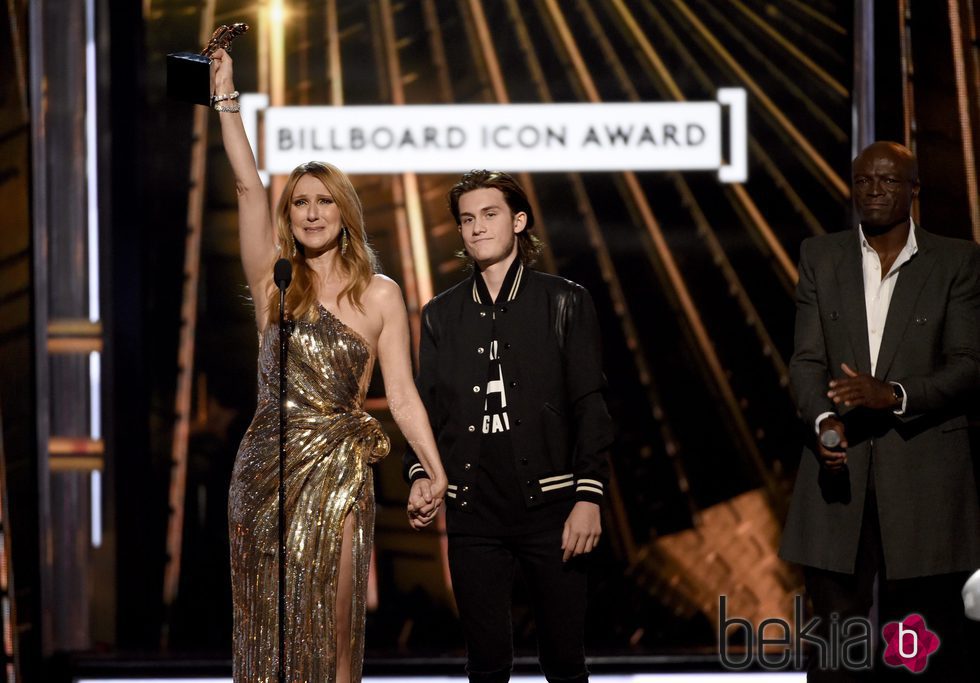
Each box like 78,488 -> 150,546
781,141 -> 980,680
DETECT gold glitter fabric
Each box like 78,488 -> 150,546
229,304 -> 390,683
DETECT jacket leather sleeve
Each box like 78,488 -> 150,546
563,286 -> 614,504
789,238 -> 836,430
402,303 -> 437,483
896,243 -> 980,418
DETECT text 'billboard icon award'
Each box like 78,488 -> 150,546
167,23 -> 249,106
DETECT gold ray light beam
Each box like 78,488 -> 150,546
162,0 -> 217,624
729,0 -> 848,98
377,0 -> 433,307
463,0 -> 557,274
948,0 -> 980,242
670,0 -> 849,199
506,0 -> 688,554
607,0 -> 798,291
689,0 -> 847,144
783,0 -> 847,36
594,0 -> 792,386
538,0 -> 782,507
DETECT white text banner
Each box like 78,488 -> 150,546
256,95 -> 746,181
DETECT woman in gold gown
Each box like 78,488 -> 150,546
211,49 -> 447,683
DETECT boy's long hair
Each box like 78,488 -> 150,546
448,170 -> 543,267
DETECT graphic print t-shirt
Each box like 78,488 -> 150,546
482,339 -> 511,436
449,308 -> 525,535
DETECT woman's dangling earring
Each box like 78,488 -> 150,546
341,226 -> 349,257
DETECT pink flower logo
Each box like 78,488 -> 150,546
882,614 -> 940,673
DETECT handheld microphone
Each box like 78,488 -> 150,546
964,569 -> 980,621
819,429 -> 841,449
274,258 -> 292,290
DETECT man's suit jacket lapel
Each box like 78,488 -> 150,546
874,228 -> 937,380
835,232 -> 873,375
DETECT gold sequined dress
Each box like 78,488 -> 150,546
229,304 -> 390,683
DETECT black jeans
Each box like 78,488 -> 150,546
804,483 -> 978,682
448,525 -> 589,683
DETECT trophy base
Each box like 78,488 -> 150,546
167,52 -> 211,106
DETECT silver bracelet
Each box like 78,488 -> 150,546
214,102 -> 241,113
212,90 -> 240,103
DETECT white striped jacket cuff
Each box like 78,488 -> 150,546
408,462 -> 429,481
575,477 -> 604,497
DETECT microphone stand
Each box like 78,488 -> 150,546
274,259 -> 291,683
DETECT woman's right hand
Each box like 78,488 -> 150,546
428,473 -> 448,502
406,473 -> 449,530
407,478 -> 440,530
210,48 -> 236,99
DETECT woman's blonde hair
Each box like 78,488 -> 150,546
266,161 -> 379,326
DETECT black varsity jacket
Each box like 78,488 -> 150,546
403,261 -> 614,512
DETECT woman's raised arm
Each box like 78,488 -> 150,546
211,48 -> 277,323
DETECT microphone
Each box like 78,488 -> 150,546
272,257 -> 292,683
274,258 -> 292,290
819,429 -> 841,449
964,570 -> 980,621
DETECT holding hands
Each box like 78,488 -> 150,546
406,476 -> 447,530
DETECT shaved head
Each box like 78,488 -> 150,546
852,141 -> 920,232
853,141 -> 918,182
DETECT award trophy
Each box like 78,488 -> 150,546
167,23 -> 250,105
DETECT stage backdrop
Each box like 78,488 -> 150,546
134,0 -> 856,661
